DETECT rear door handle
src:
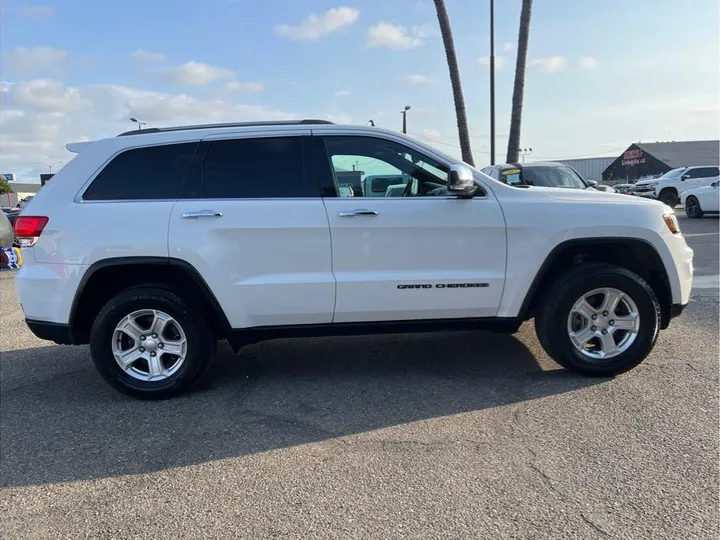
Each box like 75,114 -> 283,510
182,210 -> 223,219
338,209 -> 378,218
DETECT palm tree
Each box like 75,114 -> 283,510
433,0 -> 474,166
506,0 -> 533,163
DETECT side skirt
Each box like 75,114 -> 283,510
227,317 -> 522,352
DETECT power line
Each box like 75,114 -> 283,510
411,133 -> 624,161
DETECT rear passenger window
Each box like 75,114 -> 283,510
202,137 -> 310,198
83,143 -> 197,201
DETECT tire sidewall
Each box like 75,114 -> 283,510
685,196 -> 702,219
659,190 -> 678,207
90,288 -> 212,399
546,271 -> 659,375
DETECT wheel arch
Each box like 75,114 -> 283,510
69,257 -> 231,344
518,237 -> 674,329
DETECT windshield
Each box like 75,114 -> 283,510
520,165 -> 587,189
658,168 -> 686,180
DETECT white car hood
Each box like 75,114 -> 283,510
533,186 -> 665,206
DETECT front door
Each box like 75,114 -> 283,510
315,133 -> 507,323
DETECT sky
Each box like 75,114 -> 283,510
1,0 -> 718,182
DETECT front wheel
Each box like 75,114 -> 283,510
535,264 -> 660,377
90,287 -> 214,399
658,189 -> 679,207
685,196 -> 704,219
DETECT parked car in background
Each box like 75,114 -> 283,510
654,166 -> 720,207
481,162 -> 615,192
629,178 -> 660,199
613,184 -> 635,195
0,207 -> 14,248
681,180 -> 720,218
16,196 -> 34,209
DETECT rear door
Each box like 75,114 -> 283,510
685,167 -> 719,192
313,131 -> 507,323
169,130 -> 335,329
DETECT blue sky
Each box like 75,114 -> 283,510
1,0 -> 718,180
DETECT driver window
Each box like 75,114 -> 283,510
323,136 -> 449,198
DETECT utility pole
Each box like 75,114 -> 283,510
489,0 -> 496,165
401,105 -> 411,134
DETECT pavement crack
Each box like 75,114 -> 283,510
580,513 -> 611,537
529,462 -> 569,502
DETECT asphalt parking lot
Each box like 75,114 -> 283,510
1,214 -> 718,540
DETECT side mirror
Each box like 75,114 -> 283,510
681,174 -> 690,181
448,164 -> 477,198
586,179 -> 598,187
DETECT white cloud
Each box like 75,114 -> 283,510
0,79 -> 303,180
530,56 -> 566,73
478,56 -> 506,69
503,42 -> 515,51
22,4 -> 54,19
11,79 -> 86,111
5,46 -> 69,77
164,61 -> 235,85
580,56 -> 598,70
274,7 -> 359,41
335,89 -> 352,97
224,80 -> 265,93
320,111 -> 353,124
411,128 -> 441,140
411,24 -> 435,38
130,49 -> 166,63
367,21 -> 428,50
397,74 -> 431,84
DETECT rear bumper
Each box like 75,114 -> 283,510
26,319 -> 75,345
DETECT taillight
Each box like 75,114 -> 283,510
14,216 -> 49,247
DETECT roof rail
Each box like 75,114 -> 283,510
117,119 -> 335,137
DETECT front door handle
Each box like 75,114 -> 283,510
182,210 -> 223,219
338,209 -> 378,218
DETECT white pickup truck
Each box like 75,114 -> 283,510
654,165 -> 720,207
13,120 -> 694,399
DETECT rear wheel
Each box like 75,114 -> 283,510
90,287 -> 214,399
685,196 -> 704,219
658,188 -> 679,207
535,264 -> 660,377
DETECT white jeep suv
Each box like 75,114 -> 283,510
14,120 -> 694,399
655,165 -> 720,207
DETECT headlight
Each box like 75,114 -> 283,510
663,213 -> 680,234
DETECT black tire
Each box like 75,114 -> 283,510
658,188 -> 678,207
685,196 -> 704,219
90,286 -> 214,400
535,264 -> 660,377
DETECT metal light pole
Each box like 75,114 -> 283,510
518,147 -> 533,163
37,161 -> 63,172
401,105 -> 411,134
489,0 -> 496,165
129,117 -> 147,130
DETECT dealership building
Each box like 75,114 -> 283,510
601,140 -> 719,182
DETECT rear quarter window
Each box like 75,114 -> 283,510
82,142 -> 198,201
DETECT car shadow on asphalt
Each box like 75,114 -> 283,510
0,329 -> 606,488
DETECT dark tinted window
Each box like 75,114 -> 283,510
83,142 -> 197,200
688,167 -> 719,178
203,137 -> 309,198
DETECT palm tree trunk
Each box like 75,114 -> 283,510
433,0 -> 474,166
506,0 -> 533,164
